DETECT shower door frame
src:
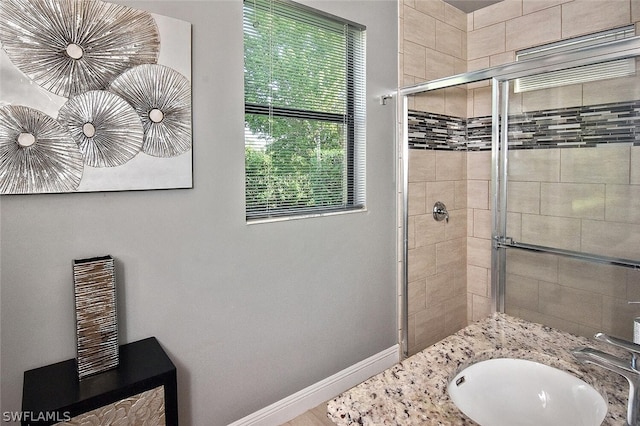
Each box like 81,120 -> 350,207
398,36 -> 640,357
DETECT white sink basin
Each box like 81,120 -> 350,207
448,358 -> 607,426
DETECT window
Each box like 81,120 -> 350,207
514,26 -> 635,93
243,0 -> 366,220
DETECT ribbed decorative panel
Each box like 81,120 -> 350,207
56,386 -> 166,425
73,255 -> 118,379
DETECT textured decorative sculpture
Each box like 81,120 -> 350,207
0,105 -> 83,194
109,64 -> 192,157
73,255 -> 118,379
0,0 -> 160,98
58,90 -> 144,167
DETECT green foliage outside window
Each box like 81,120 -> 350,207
244,0 -> 362,218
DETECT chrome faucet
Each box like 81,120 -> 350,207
572,333 -> 640,426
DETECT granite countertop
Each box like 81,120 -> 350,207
327,313 -> 629,425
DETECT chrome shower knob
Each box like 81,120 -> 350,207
433,201 -> 449,223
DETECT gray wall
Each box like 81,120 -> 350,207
0,0 -> 398,424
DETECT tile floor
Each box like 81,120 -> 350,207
282,402 -> 335,425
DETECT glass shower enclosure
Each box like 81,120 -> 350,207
399,36 -> 640,357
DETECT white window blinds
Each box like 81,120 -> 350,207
243,0 -> 366,220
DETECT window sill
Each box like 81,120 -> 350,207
246,206 -> 367,225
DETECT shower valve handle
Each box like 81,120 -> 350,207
433,201 -> 449,223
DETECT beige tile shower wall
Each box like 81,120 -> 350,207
407,149 -> 468,355
400,0 -> 469,356
505,146 -> 640,339
400,0 -> 640,350
511,149 -> 638,251
467,151 -> 492,322
468,0 -> 633,61
465,0 -> 640,338
506,251 -> 640,340
401,0 -> 467,115
468,0 -> 640,115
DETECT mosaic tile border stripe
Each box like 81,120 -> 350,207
409,100 -> 640,151
407,111 -> 466,150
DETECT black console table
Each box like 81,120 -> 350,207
22,337 -> 178,425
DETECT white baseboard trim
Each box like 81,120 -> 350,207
228,344 -> 400,426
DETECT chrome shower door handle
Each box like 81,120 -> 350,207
433,201 -> 449,223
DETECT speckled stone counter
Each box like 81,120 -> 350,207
327,313 -> 629,425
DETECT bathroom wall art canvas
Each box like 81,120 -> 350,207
0,0 -> 193,194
